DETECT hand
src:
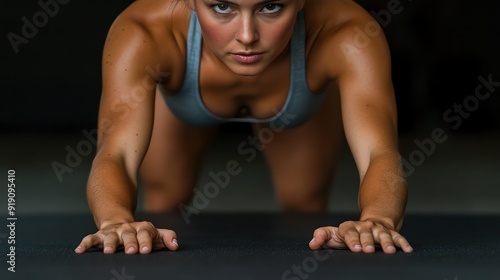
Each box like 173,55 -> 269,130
74,221 -> 179,254
308,220 -> 413,254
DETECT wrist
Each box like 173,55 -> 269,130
95,211 -> 135,229
359,213 -> 401,231
99,219 -> 135,229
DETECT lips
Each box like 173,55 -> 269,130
230,52 -> 264,64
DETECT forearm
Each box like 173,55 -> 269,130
87,154 -> 138,229
358,152 -> 408,231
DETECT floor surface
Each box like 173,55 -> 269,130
1,129 -> 499,215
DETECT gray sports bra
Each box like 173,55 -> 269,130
163,11 -> 324,128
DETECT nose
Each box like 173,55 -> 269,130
235,15 -> 259,45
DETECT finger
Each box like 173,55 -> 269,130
121,230 -> 139,254
103,232 -> 120,254
75,234 -> 103,254
342,227 -> 363,253
137,228 -> 154,254
359,230 -> 376,253
377,231 -> 396,254
392,234 -> 414,253
158,229 -> 179,251
336,221 -> 363,252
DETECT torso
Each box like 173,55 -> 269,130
118,0 -> 371,119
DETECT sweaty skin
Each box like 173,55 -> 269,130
75,0 -> 413,255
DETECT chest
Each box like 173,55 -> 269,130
197,53 -> 328,120
198,58 -> 285,119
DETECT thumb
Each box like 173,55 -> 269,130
158,229 -> 179,251
309,227 -> 330,250
309,226 -> 347,250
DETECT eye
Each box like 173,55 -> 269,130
261,4 -> 282,14
212,4 -> 233,14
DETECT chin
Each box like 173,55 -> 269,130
227,62 -> 268,77
233,70 -> 261,77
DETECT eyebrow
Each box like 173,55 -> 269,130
211,0 -> 282,7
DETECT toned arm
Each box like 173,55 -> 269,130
88,14 -> 162,228
308,9 -> 412,254
333,22 -> 407,230
75,9 -> 181,254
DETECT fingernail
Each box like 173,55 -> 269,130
387,245 -> 396,251
126,247 -> 135,254
309,238 -> 315,244
104,247 -> 113,253
365,245 -> 374,250
354,244 -> 362,250
141,246 -> 149,252
172,239 -> 178,246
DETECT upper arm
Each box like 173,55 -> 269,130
325,17 -> 399,178
96,13 -> 171,177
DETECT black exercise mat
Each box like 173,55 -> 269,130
1,213 -> 499,279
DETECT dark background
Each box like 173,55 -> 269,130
2,0 -> 500,132
0,0 -> 499,215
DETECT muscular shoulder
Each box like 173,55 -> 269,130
304,0 -> 391,80
103,0 -> 191,88
119,0 -> 190,37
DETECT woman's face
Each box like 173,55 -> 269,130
189,0 -> 305,76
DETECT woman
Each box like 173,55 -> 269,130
75,0 -> 414,255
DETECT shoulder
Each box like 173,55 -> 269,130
116,0 -> 190,37
102,0 -> 191,85
304,0 -> 391,80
